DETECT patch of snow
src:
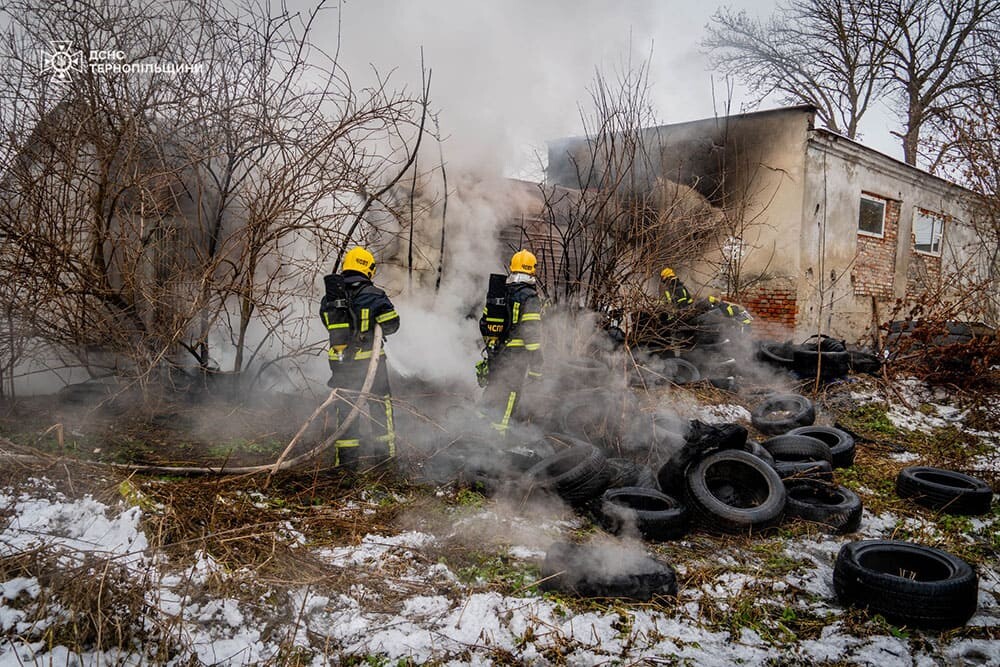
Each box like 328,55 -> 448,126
697,403 -> 752,423
318,531 -> 436,567
860,512 -> 900,538
1,577 -> 39,600
888,451 -> 921,462
886,403 -> 947,433
0,492 -> 148,569
849,388 -> 881,404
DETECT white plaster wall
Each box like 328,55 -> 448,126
799,132 -> 982,343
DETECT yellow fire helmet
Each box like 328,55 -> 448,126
342,246 -> 376,279
509,249 -> 537,275
660,267 -> 676,281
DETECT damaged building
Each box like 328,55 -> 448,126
542,105 -> 993,342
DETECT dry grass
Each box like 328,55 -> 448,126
0,547 -> 165,659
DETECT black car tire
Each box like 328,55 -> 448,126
662,358 -> 701,384
745,440 -> 775,468
895,467 -> 993,515
598,487 -> 690,540
683,449 -> 786,534
802,334 -> 847,352
605,458 -> 658,490
655,421 -> 748,494
751,394 -> 815,435
558,388 -> 615,446
556,358 -> 610,389
525,444 -> 611,505
784,479 -> 863,533
757,340 -> 795,368
774,458 -> 834,481
539,541 -> 678,600
791,345 -> 850,379
761,434 -> 832,463
787,425 -> 855,468
833,539 -> 978,629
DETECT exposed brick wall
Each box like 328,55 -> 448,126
906,252 -> 942,298
852,196 -> 899,299
905,210 -> 944,298
742,287 -> 798,338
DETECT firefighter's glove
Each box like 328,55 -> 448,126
475,358 -> 490,388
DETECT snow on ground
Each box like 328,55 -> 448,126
2,480 -> 998,665
696,403 -> 752,424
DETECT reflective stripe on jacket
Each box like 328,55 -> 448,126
320,272 -> 399,363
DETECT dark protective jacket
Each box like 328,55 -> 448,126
320,271 -> 399,369
714,299 -> 753,327
479,281 -> 542,369
663,277 -> 693,307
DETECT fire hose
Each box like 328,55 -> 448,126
0,325 -> 386,479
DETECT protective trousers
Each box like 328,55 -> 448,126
328,359 -> 395,469
481,352 -> 530,437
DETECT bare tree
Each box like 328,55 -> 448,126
530,59 -> 750,355
704,0 -> 1000,166
0,0 -> 429,394
883,0 -> 1000,167
935,56 -> 1000,324
704,0 -> 895,139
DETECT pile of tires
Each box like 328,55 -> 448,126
792,335 -> 849,380
756,335 -> 859,381
645,419 -> 799,535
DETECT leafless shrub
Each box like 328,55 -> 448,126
881,267 -> 1000,390
0,549 -> 161,656
0,0 -> 430,397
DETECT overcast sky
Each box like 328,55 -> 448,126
305,0 -> 902,179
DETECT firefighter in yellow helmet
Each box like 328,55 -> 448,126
660,267 -> 693,308
319,246 -> 400,469
477,249 -> 543,436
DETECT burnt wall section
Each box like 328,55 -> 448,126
546,106 -> 815,316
